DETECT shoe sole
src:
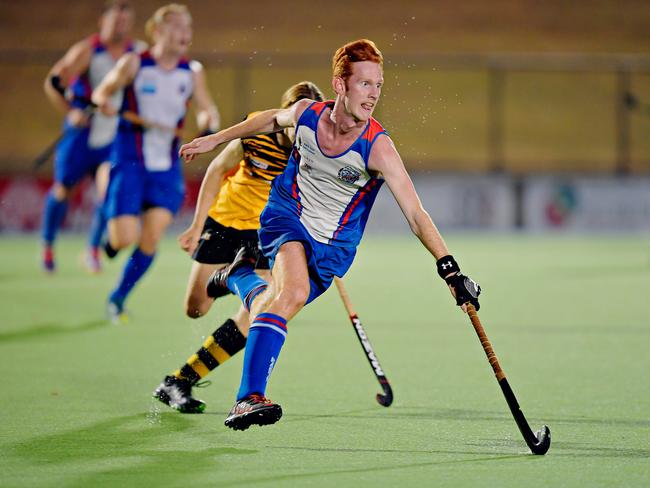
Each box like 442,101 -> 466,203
152,391 -> 206,414
225,404 -> 283,431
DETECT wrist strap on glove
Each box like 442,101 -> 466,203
436,255 -> 460,279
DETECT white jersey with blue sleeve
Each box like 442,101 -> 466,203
69,34 -> 141,149
114,51 -> 194,172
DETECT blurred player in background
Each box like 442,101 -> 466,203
154,81 -> 324,413
180,39 -> 481,430
92,3 -> 220,324
41,0 -> 141,273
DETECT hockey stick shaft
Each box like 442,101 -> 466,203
334,277 -> 393,407
32,132 -> 67,170
466,304 -> 550,454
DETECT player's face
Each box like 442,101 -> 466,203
101,4 -> 134,42
156,12 -> 193,56
342,61 -> 383,122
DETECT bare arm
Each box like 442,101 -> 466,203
91,52 -> 140,116
44,38 -> 92,114
178,139 -> 244,254
179,98 -> 312,162
368,135 -> 481,312
368,135 -> 450,260
190,61 -> 220,133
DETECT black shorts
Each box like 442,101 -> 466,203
192,216 -> 270,269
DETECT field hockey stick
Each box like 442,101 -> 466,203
334,277 -> 393,407
466,304 -> 551,455
32,132 -> 68,170
33,77 -> 183,169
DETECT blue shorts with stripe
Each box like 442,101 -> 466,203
258,204 -> 357,304
54,125 -> 112,187
104,162 -> 185,219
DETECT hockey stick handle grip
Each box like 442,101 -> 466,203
334,277 -> 356,317
467,304 -> 505,381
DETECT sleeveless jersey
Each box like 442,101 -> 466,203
114,51 -> 194,172
209,112 -> 291,230
69,33 -> 137,148
269,100 -> 386,247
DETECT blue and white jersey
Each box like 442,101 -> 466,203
68,33 -> 138,149
268,100 -> 386,247
114,51 -> 194,172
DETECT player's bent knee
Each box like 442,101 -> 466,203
111,233 -> 137,250
277,286 -> 309,314
185,293 -> 212,318
185,307 -> 203,319
185,302 -> 208,319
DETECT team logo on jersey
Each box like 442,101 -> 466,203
338,165 -> 361,184
140,83 -> 156,94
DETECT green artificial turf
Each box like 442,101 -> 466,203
1,234 -> 649,487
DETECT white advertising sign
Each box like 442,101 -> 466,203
523,176 -> 650,232
366,174 -> 516,233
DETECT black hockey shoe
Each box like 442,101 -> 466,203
153,376 -> 206,414
224,394 -> 283,431
206,245 -> 258,299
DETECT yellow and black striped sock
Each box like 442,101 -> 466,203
174,318 -> 247,385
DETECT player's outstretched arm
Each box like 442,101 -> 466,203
178,139 -> 243,255
44,38 -> 92,114
179,98 -> 311,162
368,135 -> 481,312
91,52 -> 139,116
368,135 -> 449,258
190,61 -> 220,134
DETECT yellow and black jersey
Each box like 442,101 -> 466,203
208,112 -> 292,230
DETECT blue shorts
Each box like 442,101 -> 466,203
54,125 -> 112,187
258,205 -> 357,304
104,163 -> 185,219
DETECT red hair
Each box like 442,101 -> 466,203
332,39 -> 383,81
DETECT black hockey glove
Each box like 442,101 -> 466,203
436,255 -> 482,311
445,272 -> 481,311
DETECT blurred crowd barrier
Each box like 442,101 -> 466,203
366,174 -> 650,233
2,174 -> 649,233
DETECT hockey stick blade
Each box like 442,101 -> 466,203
334,278 -> 393,407
467,305 -> 551,455
499,378 -> 551,455
350,314 -> 394,407
376,376 -> 394,407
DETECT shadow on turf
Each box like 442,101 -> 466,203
0,320 -> 106,343
282,406 -> 511,423
216,453 -> 532,487
7,413 -> 258,485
